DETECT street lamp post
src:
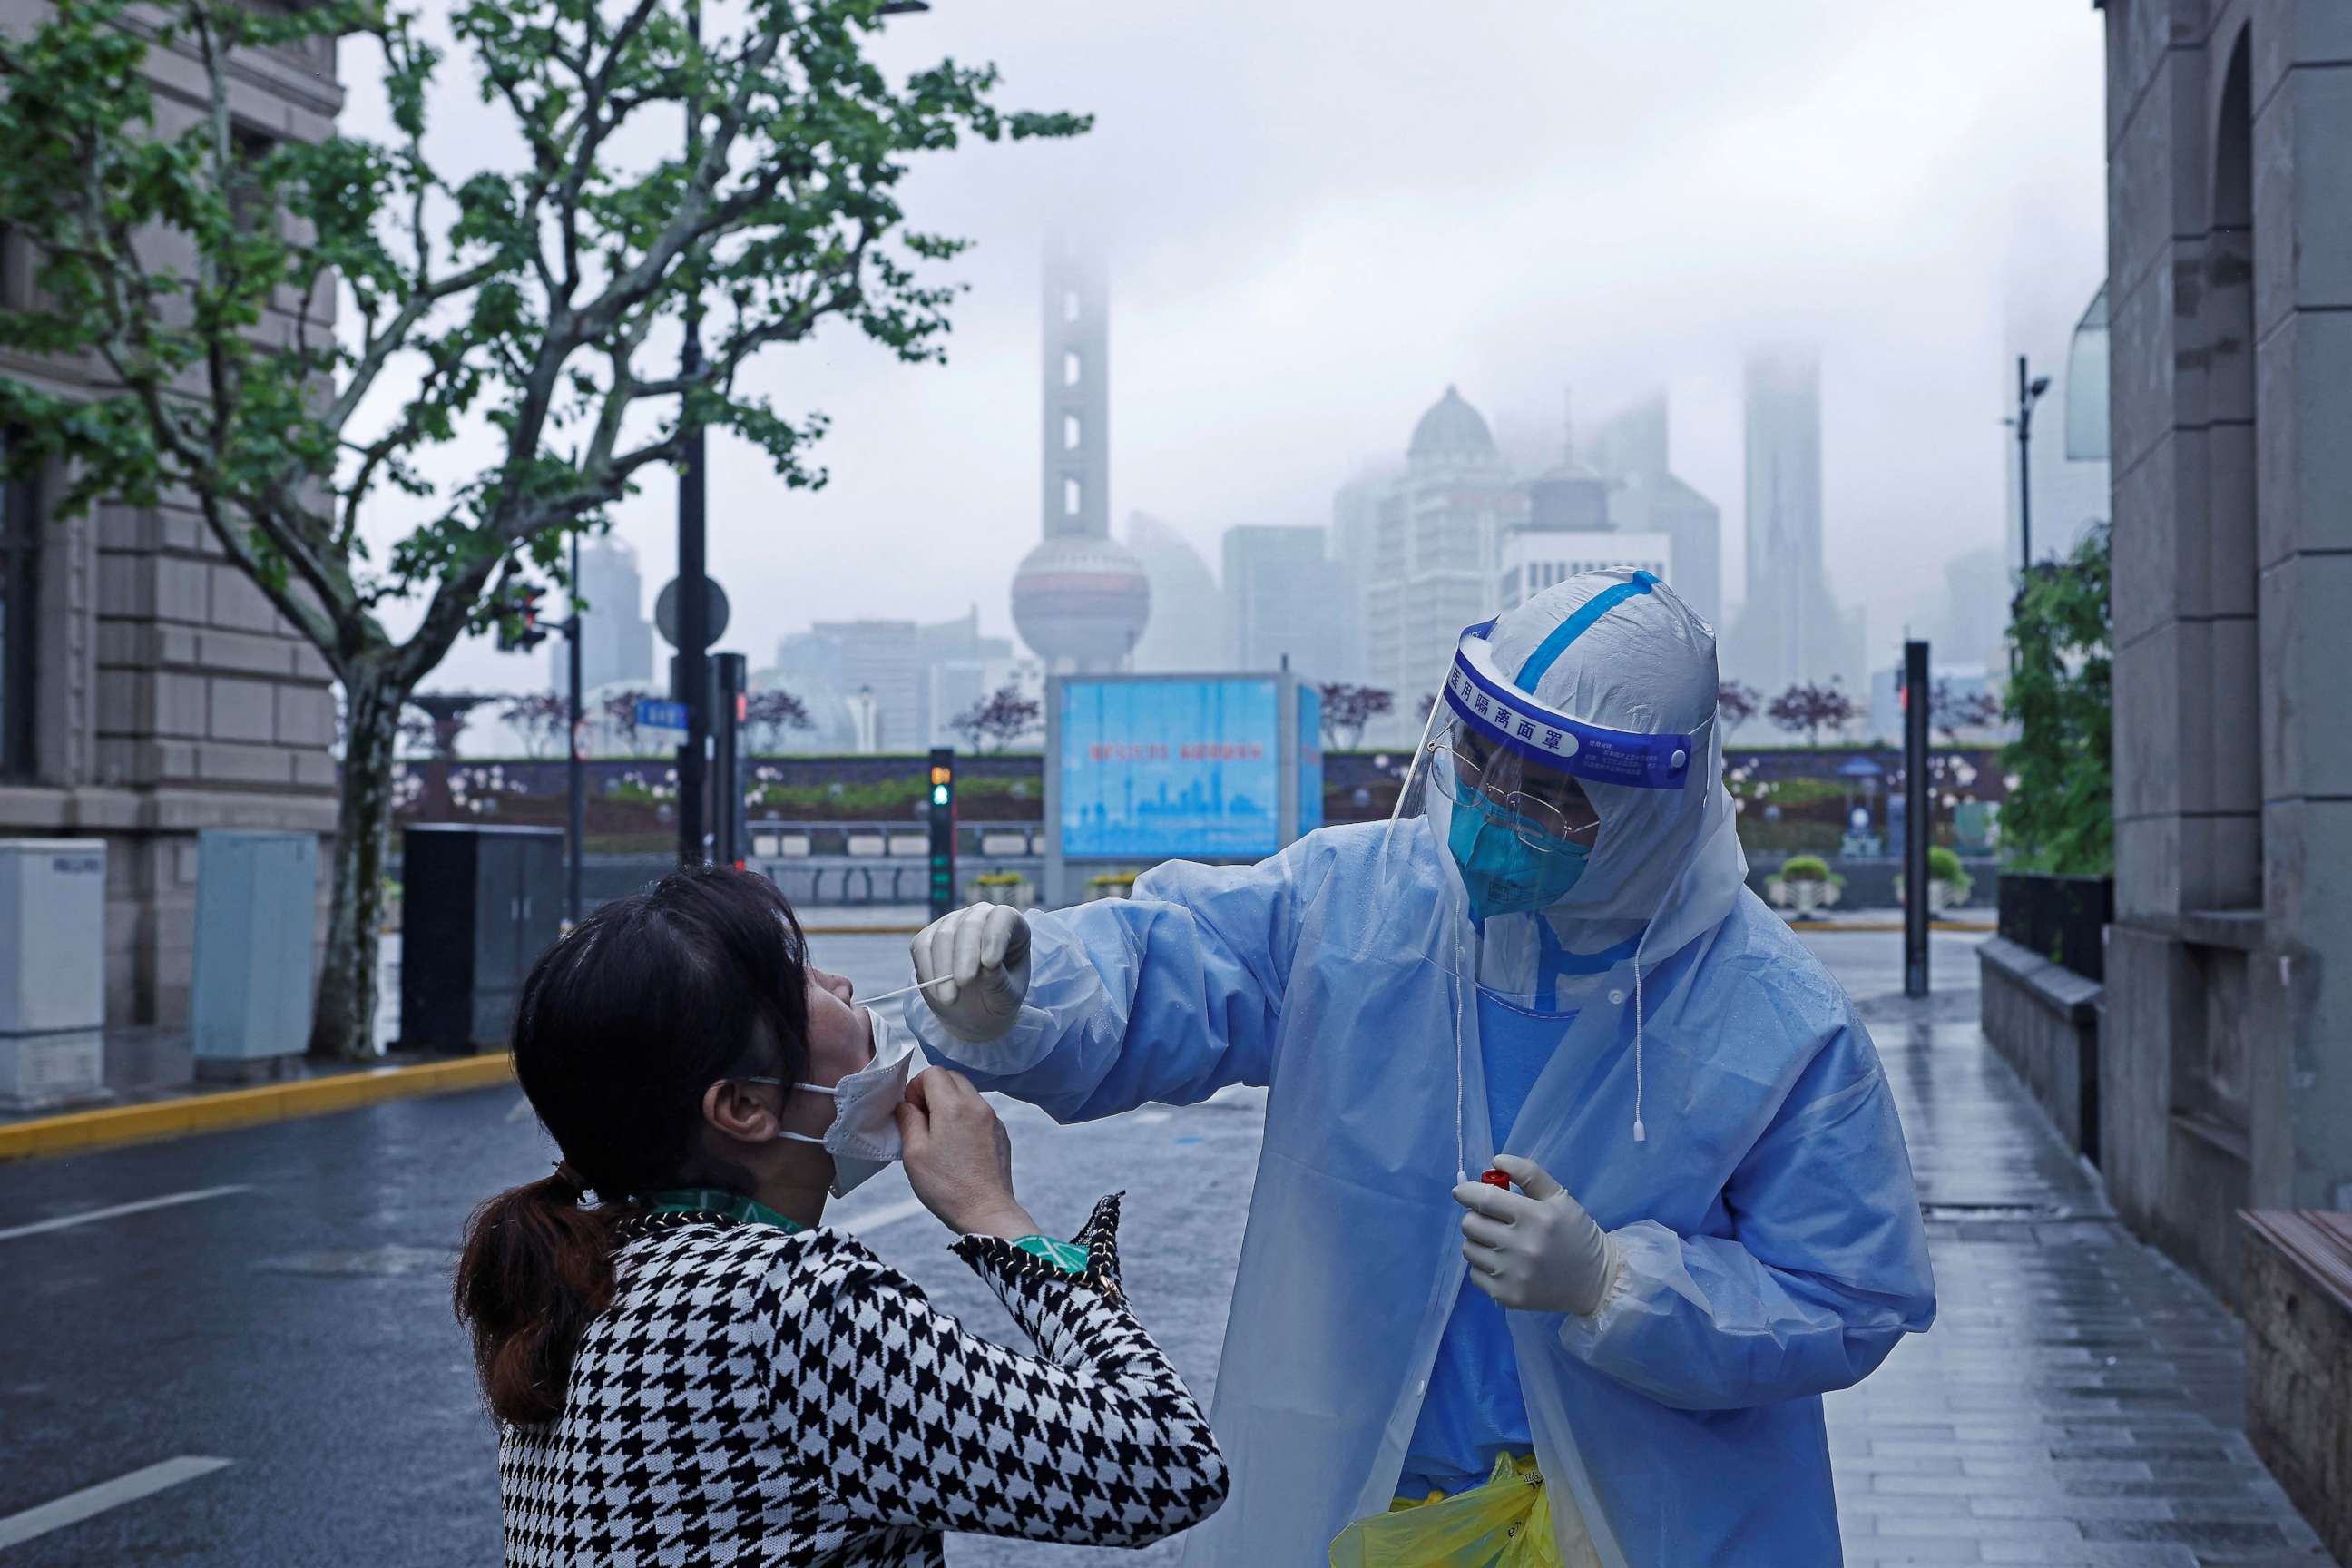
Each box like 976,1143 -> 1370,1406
674,0 -> 709,867
566,531 -> 585,926
2010,354 -> 2053,577
673,0 -> 925,866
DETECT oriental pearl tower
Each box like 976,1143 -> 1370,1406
1009,237 -> 1151,672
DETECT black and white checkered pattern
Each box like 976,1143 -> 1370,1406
498,1194 -> 1226,1566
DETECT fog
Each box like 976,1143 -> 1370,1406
347,0 -> 2109,702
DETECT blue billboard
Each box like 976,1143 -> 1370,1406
1297,685 -> 1324,837
1060,679 -> 1281,858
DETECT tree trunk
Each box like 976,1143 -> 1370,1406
310,671 -> 403,1060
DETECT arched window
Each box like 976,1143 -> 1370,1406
2207,30 -> 2260,910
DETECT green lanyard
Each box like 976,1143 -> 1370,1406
640,1189 -> 804,1232
641,1190 -> 1086,1275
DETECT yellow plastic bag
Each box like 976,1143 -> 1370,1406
1328,1455 -> 1563,1568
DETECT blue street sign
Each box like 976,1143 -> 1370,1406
635,698 -> 689,731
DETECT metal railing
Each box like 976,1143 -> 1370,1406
746,820 -> 1043,907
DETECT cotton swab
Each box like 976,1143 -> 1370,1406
861,975 -> 957,1006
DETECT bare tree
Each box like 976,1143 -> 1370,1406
501,691 -> 571,760
950,684 -> 1044,753
1930,681 -> 2005,745
744,688 -> 813,753
601,689 -> 660,759
1318,683 -> 1395,750
1717,681 -> 1762,730
1766,681 -> 1861,747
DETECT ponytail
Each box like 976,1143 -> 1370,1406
459,865 -> 815,1427
453,1163 -> 629,1426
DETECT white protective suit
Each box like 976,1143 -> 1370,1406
906,571 -> 1936,1565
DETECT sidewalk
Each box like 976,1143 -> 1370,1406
1814,932 -> 2334,1565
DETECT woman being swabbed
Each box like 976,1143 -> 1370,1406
454,864 -> 1227,1566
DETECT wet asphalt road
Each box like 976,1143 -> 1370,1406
1,930 -> 2022,1566
0,926 -> 1261,1567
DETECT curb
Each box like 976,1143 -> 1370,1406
0,1054 -> 516,1164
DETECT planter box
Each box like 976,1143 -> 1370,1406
2240,1210 -> 2352,1567
1085,882 -> 1134,902
974,882 -> 1034,910
1787,879 -> 1826,916
1979,936 -> 2101,1161
1997,872 -> 2113,983
1892,876 -> 1967,912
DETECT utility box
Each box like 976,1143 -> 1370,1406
399,826 -> 563,1054
0,838 -> 108,1109
190,831 -> 320,1082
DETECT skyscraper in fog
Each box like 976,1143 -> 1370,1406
1124,512 -> 1226,673
1582,394 -> 1724,629
1726,349 -> 1863,702
1007,235 -> 1151,672
1501,418 -> 1674,614
1328,466 -> 1392,686
1743,351 -> 1824,675
812,618 -> 922,752
1223,524 -> 1346,679
554,539 -> 653,693
1364,387 -> 1525,734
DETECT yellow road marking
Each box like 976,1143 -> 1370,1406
0,1054 -> 514,1164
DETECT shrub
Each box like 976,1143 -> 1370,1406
2003,526 -> 2112,874
1779,855 -> 1834,883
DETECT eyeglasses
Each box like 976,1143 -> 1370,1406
1427,742 -> 1600,852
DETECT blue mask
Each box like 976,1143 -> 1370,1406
1446,792 -> 1592,921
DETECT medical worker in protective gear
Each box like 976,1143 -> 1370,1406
906,570 -> 1936,1566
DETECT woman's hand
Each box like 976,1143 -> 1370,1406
896,1069 -> 1039,1240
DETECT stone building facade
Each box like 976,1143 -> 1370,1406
0,6 -> 341,1026
2096,0 -> 2352,1288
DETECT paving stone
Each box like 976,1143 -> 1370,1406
1822,948 -> 2340,1568
1978,1544 -> 2202,1566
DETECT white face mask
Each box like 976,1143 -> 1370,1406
746,1009 -> 920,1198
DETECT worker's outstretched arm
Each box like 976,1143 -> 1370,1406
904,836 -> 1335,1122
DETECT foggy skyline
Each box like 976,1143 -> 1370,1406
346,0 -> 2111,703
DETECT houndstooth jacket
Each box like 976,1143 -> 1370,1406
498,1193 -> 1226,1566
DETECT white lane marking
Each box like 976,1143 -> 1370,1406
505,1094 -> 534,1123
0,1456 -> 233,1548
1128,1109 -> 1171,1127
833,1196 -> 930,1235
0,1185 -> 252,1243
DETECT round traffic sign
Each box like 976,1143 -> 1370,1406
654,577 -> 730,650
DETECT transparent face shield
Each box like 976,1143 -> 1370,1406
1383,591 -> 1722,1149
1387,607 -> 1701,924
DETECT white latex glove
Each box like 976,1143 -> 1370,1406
909,904 -> 1032,1044
1453,1153 -> 1621,1317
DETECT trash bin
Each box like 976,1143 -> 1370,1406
190,830 -> 319,1082
398,826 -> 563,1054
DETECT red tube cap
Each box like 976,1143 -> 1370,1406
1478,1169 -> 1512,1191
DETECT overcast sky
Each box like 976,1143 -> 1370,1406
348,0 -> 2110,699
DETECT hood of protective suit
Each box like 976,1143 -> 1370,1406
1386,568 -> 1747,1001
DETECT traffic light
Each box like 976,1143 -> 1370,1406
496,584 -> 551,652
927,747 -> 956,921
